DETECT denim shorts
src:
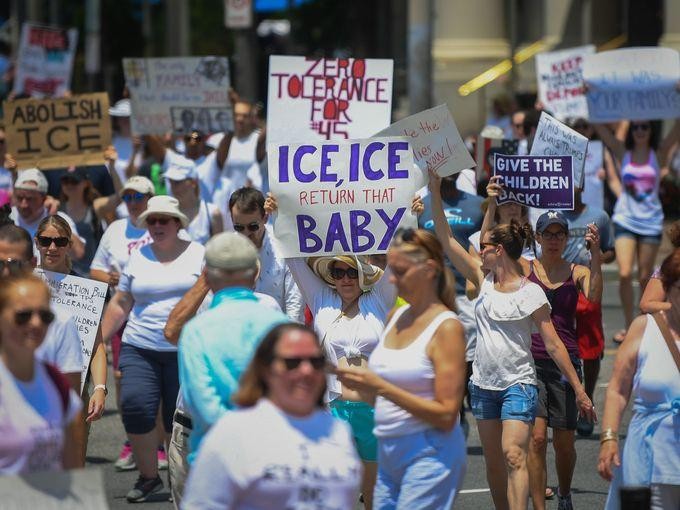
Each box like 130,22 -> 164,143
329,400 -> 377,462
613,222 -> 662,245
468,381 -> 538,422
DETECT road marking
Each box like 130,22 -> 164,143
598,382 -> 609,388
460,488 -> 491,494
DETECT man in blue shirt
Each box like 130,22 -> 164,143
178,232 -> 288,461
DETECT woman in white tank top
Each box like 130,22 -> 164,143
336,228 -> 468,509
599,248 -> 680,510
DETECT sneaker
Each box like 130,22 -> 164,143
576,415 -> 594,437
114,441 -> 136,472
557,492 -> 574,510
157,446 -> 168,471
126,475 -> 163,503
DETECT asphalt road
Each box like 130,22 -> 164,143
87,277 -> 632,509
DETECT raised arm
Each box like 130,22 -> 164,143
577,223 -> 603,303
94,146 -> 124,220
592,124 -> 625,163
657,118 -> 680,168
428,171 -> 483,290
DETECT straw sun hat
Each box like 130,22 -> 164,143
308,255 -> 383,292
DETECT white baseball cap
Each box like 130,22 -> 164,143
165,156 -> 198,181
15,168 -> 49,194
109,99 -> 131,117
120,176 -> 155,197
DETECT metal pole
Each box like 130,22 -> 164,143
407,0 -> 433,114
85,0 -> 101,91
509,0 -> 518,94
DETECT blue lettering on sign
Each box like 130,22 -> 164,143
325,213 -> 351,252
349,210 -> 375,252
297,215 -> 322,253
362,141 -> 385,180
387,141 -> 410,179
293,145 -> 317,183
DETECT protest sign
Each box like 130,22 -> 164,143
582,47 -> 680,122
475,137 -> 519,181
375,104 -> 474,178
13,23 -> 78,98
494,154 -> 574,210
0,468 -> 108,509
530,111 -> 588,186
267,56 -> 393,144
581,140 -> 604,210
268,137 -> 418,257
4,93 -> 112,170
536,45 -> 594,121
35,269 -> 108,394
224,0 -> 252,28
124,56 -> 233,135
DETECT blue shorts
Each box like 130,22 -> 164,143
469,382 -> 538,422
613,222 -> 662,245
329,400 -> 377,462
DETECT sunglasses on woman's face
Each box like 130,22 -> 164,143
631,124 -> 650,132
14,308 -> 55,326
36,235 -> 69,248
146,217 -> 171,226
233,222 -> 260,233
330,267 -> 359,280
121,192 -> 147,203
275,355 -> 326,371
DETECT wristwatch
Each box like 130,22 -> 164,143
93,384 -> 108,396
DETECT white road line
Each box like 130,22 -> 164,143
459,488 -> 491,494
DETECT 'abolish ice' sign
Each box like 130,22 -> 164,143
493,155 -> 574,210
268,137 -> 419,257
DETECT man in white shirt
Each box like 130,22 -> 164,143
229,187 -> 304,322
10,168 -> 85,259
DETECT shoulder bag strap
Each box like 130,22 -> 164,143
652,312 -> 680,374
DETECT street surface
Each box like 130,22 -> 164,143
88,272 -> 632,509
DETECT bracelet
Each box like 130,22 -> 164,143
600,428 -> 618,444
93,384 -> 108,396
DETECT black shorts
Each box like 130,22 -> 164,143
535,358 -> 582,430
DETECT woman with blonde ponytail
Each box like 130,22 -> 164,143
427,170 -> 595,510
336,227 -> 468,509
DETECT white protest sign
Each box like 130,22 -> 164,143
536,45 -> 594,121
268,137 -> 418,257
267,56 -> 393,144
35,270 -> 107,394
582,47 -> 680,122
374,104 -> 475,179
13,23 -> 78,98
124,56 -> 233,135
581,140 -> 604,210
530,111 -> 588,187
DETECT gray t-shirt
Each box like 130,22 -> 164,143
561,206 -> 614,266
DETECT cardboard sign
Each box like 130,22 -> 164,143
35,269 -> 108,394
582,47 -> 680,122
536,45 -> 595,121
124,56 -> 233,135
581,140 -> 604,209
494,155 -> 574,210
0,468 -> 108,509
475,137 -> 519,181
375,104 -> 474,178
267,56 -> 393,144
268,137 -> 418,257
224,0 -> 252,28
4,93 -> 112,171
530,111 -> 588,186
13,23 -> 78,98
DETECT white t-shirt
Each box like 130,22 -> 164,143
112,134 -> 143,184
90,218 -> 152,275
35,309 -> 83,376
186,200 -> 219,245
471,274 -> 549,390
0,359 -> 81,475
164,150 -> 223,204
182,399 -> 361,510
118,242 -> 205,351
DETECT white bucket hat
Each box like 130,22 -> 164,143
137,196 -> 189,228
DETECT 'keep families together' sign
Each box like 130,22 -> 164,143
494,155 -> 574,210
269,137 -> 419,257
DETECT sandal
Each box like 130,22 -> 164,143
613,329 -> 626,344
545,487 -> 555,499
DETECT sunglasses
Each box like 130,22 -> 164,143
540,231 -> 567,240
121,192 -> 147,203
36,235 -> 69,248
275,355 -> 326,371
330,267 -> 359,280
479,242 -> 497,251
14,308 -> 55,326
0,258 -> 29,274
233,222 -> 260,233
631,124 -> 650,132
146,217 -> 171,226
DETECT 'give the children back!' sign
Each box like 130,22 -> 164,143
269,137 -> 419,257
